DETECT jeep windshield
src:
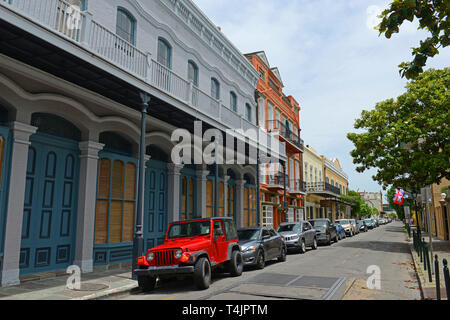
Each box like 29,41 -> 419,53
167,220 -> 211,239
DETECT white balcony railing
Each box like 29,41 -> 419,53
0,0 -> 286,159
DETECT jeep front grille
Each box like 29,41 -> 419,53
153,249 -> 177,266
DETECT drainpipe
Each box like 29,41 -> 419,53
214,139 -> 219,217
132,93 -> 150,280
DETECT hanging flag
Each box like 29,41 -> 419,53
393,188 -> 405,205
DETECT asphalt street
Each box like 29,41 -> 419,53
104,221 -> 420,300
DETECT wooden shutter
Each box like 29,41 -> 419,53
111,160 -> 124,199
124,162 -> 136,200
206,180 -> 213,218
244,187 -> 249,227
95,158 -> 111,244
189,179 -> 194,217
181,177 -> 187,220
219,182 -> 224,217
122,163 -> 136,242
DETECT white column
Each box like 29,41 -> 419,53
167,164 -> 183,223
196,165 -> 209,218
235,179 -> 246,228
1,122 -> 37,287
73,141 -> 104,273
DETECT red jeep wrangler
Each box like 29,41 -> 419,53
135,217 -> 243,291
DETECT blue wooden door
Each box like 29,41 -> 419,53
20,133 -> 79,275
144,159 -> 168,250
0,125 -> 11,258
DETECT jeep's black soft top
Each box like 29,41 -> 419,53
171,217 -> 234,224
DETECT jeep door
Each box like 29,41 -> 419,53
212,220 -> 228,263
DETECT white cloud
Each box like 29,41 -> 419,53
193,0 -> 450,193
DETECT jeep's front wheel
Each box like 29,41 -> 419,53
138,275 -> 156,292
229,250 -> 244,276
194,257 -> 211,290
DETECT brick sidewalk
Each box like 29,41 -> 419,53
0,265 -> 138,300
407,232 -> 450,300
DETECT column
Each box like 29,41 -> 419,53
196,165 -> 209,218
235,179 -> 246,228
167,164 -> 183,223
73,141 -> 104,273
1,122 -> 37,287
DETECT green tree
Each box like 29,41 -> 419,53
360,202 -> 374,218
342,190 -> 364,218
347,68 -> 450,191
377,0 -> 450,79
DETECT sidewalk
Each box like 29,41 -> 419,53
406,229 -> 450,300
0,265 -> 138,300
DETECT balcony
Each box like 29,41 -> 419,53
266,172 -> 288,190
305,182 -> 341,196
290,179 -> 306,194
0,0 -> 287,161
267,120 -> 304,152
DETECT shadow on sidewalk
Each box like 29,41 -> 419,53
338,241 -> 410,254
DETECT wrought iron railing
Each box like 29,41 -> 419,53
267,120 -> 303,150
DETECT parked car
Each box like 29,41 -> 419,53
336,219 -> 355,236
350,219 -> 360,234
371,219 -> 378,228
308,219 -> 338,245
357,220 -> 368,232
333,222 -> 346,240
237,227 -> 287,269
364,218 -> 374,230
276,221 -> 317,253
135,217 -> 243,291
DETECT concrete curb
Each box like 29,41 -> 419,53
407,240 -> 427,300
71,282 -> 138,300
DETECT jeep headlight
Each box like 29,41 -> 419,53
146,252 -> 154,262
174,249 -> 183,259
243,246 -> 256,253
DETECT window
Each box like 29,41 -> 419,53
245,104 -> 252,122
157,38 -> 172,69
188,60 -> 199,87
181,177 -> 195,220
262,205 -> 273,227
230,91 -> 237,112
211,78 -> 220,100
244,186 -> 256,227
95,158 -> 137,244
258,66 -> 265,80
116,8 -> 136,45
227,184 -> 235,218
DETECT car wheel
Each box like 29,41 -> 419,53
299,239 -> 306,254
256,250 -> 265,270
138,275 -> 156,292
311,237 -> 318,250
194,257 -> 211,290
229,250 -> 244,276
278,246 -> 287,262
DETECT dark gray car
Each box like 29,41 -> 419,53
308,219 -> 338,245
276,221 -> 318,253
237,227 -> 287,269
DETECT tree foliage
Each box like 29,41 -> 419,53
342,190 -> 364,218
377,0 -> 449,79
347,68 -> 450,191
360,202 -> 374,218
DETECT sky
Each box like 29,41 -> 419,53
192,0 -> 450,200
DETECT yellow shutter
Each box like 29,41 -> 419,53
111,160 -> 124,199
124,162 -> 136,200
94,199 -> 109,244
97,158 -> 110,198
109,200 -> 123,243
122,201 -> 135,242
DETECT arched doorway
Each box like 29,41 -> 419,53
145,145 -> 168,249
93,131 -> 137,266
20,113 -> 81,275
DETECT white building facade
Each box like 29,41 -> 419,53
0,0 -> 285,286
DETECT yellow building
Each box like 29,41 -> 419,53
321,157 -> 350,221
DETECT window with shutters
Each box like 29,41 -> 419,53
227,185 -> 235,219
206,179 -> 213,218
181,177 -> 195,220
244,186 -> 257,227
95,157 -> 136,244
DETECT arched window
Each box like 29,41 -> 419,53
245,103 -> 252,122
211,78 -> 220,100
157,38 -> 172,69
230,91 -> 237,112
116,7 -> 136,45
188,60 -> 199,87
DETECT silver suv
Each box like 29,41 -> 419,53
276,221 -> 318,253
